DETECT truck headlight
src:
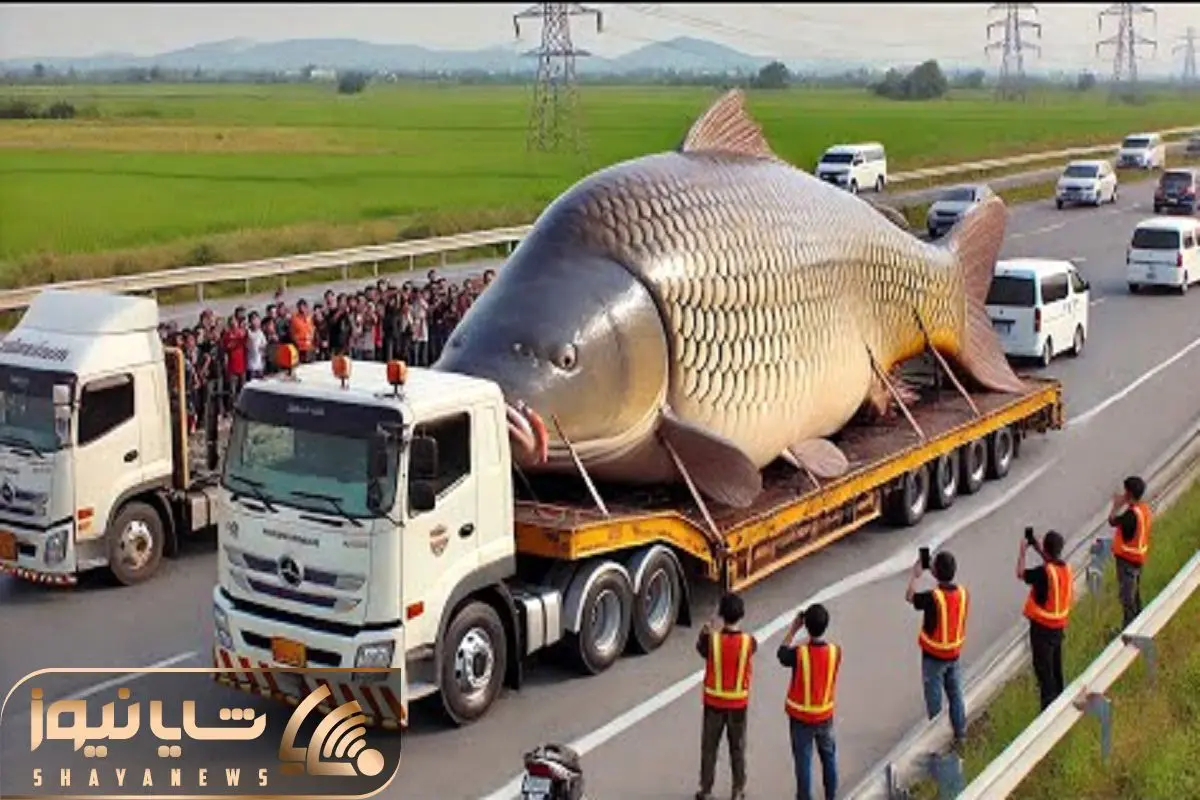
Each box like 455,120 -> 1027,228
354,641 -> 395,668
213,604 -> 233,650
44,530 -> 67,566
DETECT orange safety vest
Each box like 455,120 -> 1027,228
918,586 -> 969,660
1023,561 -> 1073,630
1112,501 -> 1152,567
784,642 -> 841,724
702,631 -> 754,710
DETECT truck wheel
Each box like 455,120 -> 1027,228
628,550 -> 681,655
958,440 -> 987,495
567,567 -> 633,675
929,451 -> 960,510
1070,326 -> 1085,357
986,427 -> 1015,481
440,601 -> 507,726
106,501 -> 165,586
884,464 -> 930,527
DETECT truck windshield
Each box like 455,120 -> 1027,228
1122,137 -> 1150,149
222,388 -> 402,518
0,365 -> 72,454
820,152 -> 854,164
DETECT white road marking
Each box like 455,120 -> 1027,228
479,330 -> 1200,800
1090,297 -> 1106,307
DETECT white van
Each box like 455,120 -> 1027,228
1116,132 -> 1166,170
815,143 -> 887,194
1127,217 -> 1200,294
986,259 -> 1090,367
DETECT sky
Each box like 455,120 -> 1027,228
2,3 -> 1199,73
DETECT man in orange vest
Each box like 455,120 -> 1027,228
1107,475 -> 1151,629
778,603 -> 840,800
906,549 -> 969,747
696,592 -> 757,800
1017,529 -> 1073,710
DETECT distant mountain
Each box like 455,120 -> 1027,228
1,35 -> 787,76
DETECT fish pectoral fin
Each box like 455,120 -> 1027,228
786,439 -> 850,480
678,89 -> 780,162
659,411 -> 763,509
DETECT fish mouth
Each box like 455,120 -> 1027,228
506,402 -> 550,467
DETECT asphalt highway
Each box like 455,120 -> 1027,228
5,180 -> 1200,800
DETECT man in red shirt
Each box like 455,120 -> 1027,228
221,315 -> 248,414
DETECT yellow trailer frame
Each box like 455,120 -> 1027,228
513,378 -> 1064,592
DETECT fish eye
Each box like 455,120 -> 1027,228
553,343 -> 578,371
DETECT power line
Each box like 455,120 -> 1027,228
513,3 -> 603,154
1174,26 -> 1198,86
985,3 -> 1042,100
1096,3 -> 1157,97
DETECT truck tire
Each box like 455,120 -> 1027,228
958,440 -> 987,495
986,426 -> 1015,481
929,451 -> 960,510
440,601 -> 507,726
566,566 -> 633,675
628,550 -> 681,655
106,501 -> 165,586
883,464 -> 930,527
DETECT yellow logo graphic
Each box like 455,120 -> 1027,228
278,684 -> 384,777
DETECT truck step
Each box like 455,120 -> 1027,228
408,680 -> 439,701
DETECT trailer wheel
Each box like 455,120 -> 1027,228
567,566 -> 633,675
628,550 -> 681,655
106,501 -> 166,586
440,601 -> 507,726
884,464 -> 930,527
987,426 -> 1015,480
929,451 -> 960,510
958,440 -> 987,495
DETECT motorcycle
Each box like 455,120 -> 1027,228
520,743 -> 586,800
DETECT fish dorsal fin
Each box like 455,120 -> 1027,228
679,89 -> 779,161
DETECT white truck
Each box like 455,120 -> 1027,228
212,349 -> 1063,729
0,290 -> 221,586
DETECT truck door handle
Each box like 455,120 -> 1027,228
123,449 -> 138,463
459,523 -> 475,539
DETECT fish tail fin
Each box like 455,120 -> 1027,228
946,195 -> 1027,394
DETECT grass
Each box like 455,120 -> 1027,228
2,82 -> 1200,289
908,477 -> 1200,800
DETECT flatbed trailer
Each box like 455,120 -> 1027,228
512,373 -> 1063,592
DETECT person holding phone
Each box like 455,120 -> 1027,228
778,604 -> 841,800
1017,528 -> 1073,710
905,547 -> 969,749
1105,475 -> 1152,630
695,592 -> 757,800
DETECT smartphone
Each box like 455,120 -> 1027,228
1025,526 -> 1036,545
919,546 -> 932,571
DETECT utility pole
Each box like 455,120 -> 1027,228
513,3 -> 602,154
1174,26 -> 1198,87
985,4 -> 1042,101
1096,3 -> 1157,99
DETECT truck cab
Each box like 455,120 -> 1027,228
212,357 -> 529,728
0,290 -> 178,585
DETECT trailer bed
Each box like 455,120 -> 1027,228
513,374 -> 1063,590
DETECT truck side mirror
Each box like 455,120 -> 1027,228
409,435 -> 439,481
409,480 -> 437,513
368,432 -> 390,480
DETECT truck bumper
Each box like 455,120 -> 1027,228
0,521 -> 82,586
211,588 -> 407,729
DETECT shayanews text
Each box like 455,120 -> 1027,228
33,767 -> 270,789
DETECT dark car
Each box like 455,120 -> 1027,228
1154,169 -> 1200,214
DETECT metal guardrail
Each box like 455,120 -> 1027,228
958,548 -> 1200,799
0,125 -> 1195,316
845,412 -> 1200,800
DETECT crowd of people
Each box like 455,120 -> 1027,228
158,267 -> 497,430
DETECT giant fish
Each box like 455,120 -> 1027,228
433,89 -> 1026,509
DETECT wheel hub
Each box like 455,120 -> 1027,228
454,628 -> 495,695
644,569 -> 673,635
589,588 -> 622,656
119,520 -> 153,570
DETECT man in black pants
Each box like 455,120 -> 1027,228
695,593 -> 757,800
1017,530 -> 1073,710
1106,475 -> 1152,630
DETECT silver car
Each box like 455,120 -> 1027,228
925,184 -> 995,239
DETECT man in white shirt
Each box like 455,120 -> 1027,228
246,312 -> 268,381
408,294 -> 430,366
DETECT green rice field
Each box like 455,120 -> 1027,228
1,82 -> 1199,288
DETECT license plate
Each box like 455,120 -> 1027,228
520,776 -> 552,797
0,532 -> 16,561
992,320 -> 1012,333
271,637 -> 307,667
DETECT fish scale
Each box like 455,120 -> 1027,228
560,152 -> 961,465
